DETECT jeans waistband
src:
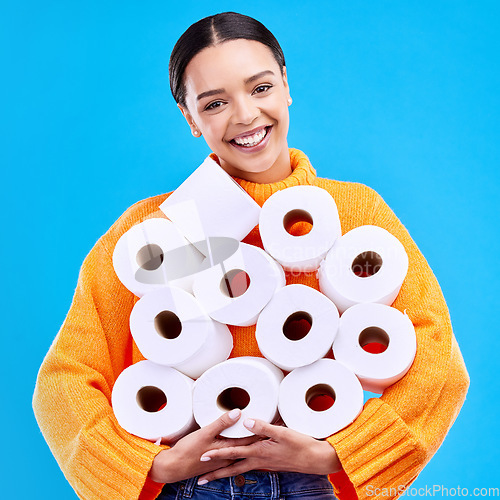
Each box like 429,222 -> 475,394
178,471 -> 334,499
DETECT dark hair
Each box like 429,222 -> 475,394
169,12 -> 286,107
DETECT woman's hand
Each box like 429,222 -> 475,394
197,418 -> 342,484
149,409 -> 260,484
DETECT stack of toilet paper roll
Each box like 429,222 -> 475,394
111,156 -> 417,444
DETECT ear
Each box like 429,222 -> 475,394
282,67 -> 292,104
177,103 -> 202,137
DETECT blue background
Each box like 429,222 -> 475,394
2,0 -> 499,497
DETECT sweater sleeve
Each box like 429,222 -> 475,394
326,191 -> 469,500
32,236 -> 167,500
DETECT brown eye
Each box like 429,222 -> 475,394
205,100 -> 225,111
253,84 -> 272,94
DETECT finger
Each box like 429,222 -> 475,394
200,409 -> 241,438
243,418 -> 286,440
199,458 -> 235,474
201,442 -> 262,462
218,434 -> 262,448
198,459 -> 259,485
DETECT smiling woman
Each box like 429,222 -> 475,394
32,11 -> 469,500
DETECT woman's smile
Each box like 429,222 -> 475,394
229,125 -> 272,152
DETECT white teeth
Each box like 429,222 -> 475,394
234,128 -> 267,147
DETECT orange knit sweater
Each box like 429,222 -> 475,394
33,148 -> 469,500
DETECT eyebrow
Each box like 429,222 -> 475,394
196,88 -> 225,101
196,70 -> 276,101
244,70 -> 275,84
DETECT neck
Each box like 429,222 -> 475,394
219,146 -> 292,184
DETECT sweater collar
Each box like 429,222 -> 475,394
209,148 -> 317,207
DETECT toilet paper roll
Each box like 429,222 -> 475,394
318,225 -> 409,313
256,284 -> 340,371
159,157 -> 261,255
129,286 -> 233,379
259,185 -> 341,272
278,358 -> 364,439
112,218 -> 204,297
111,360 -> 196,443
333,303 -> 417,393
192,357 -> 284,437
192,243 -> 285,326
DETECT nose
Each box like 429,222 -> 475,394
232,95 -> 259,125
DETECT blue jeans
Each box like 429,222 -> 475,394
158,471 -> 336,499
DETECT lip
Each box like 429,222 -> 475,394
228,125 -> 273,154
230,125 -> 270,141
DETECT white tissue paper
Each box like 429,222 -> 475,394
192,242 -> 285,326
256,284 -> 340,371
333,302 -> 417,393
129,286 -> 233,379
111,360 -> 196,443
192,356 -> 284,437
259,185 -> 341,272
159,157 -> 261,255
112,218 -> 204,297
318,225 -> 409,313
278,358 -> 364,439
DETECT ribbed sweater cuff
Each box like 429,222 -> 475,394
76,416 -> 166,500
327,399 -> 424,500
140,477 -> 165,500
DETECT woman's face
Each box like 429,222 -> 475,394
180,39 -> 292,183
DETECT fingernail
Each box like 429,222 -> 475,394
200,456 -> 211,462
244,418 -> 255,429
228,408 -> 241,420
198,479 -> 209,486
